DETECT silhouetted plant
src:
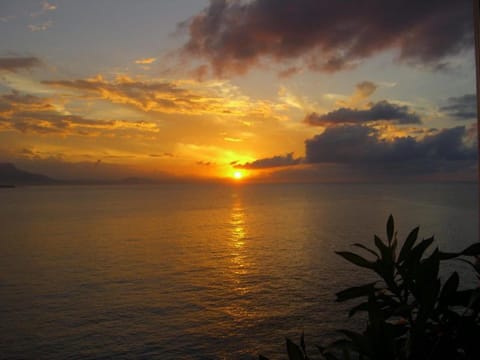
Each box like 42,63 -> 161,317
261,215 -> 480,360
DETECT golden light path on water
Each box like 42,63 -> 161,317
224,192 -> 255,320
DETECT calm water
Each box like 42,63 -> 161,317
0,183 -> 478,359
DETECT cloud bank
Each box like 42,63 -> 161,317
0,91 -> 159,136
235,152 -> 302,169
43,75 -> 275,117
240,124 -> 476,180
441,94 -> 477,120
180,0 -> 473,76
0,57 -> 41,72
305,100 -> 421,126
305,125 -> 476,164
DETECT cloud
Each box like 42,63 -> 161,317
235,152 -> 302,169
224,136 -> 242,142
0,91 -> 159,136
42,1 -> 57,12
42,75 -> 277,117
305,125 -> 476,165
149,153 -> 174,158
31,1 -> 57,17
345,81 -> 377,106
135,57 -> 157,65
0,56 -> 42,72
305,100 -> 421,126
197,160 -> 214,166
28,20 -> 53,32
440,94 -> 477,120
179,0 -> 473,76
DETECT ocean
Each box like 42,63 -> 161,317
0,183 -> 478,359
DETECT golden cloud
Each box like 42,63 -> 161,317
42,75 -> 279,118
135,57 -> 157,64
0,91 -> 159,136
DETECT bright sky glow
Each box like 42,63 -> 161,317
0,0 -> 477,182
233,171 -> 243,180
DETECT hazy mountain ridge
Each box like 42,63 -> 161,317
0,163 -> 58,185
0,163 -> 178,186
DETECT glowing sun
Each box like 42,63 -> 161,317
233,171 -> 243,180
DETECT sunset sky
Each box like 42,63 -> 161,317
0,0 -> 477,182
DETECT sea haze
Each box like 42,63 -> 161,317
0,183 -> 477,359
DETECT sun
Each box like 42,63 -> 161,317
233,171 -> 243,180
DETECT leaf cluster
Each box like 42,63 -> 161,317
262,215 -> 480,360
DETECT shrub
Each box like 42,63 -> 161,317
261,215 -> 480,360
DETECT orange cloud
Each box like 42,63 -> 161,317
42,75 -> 278,118
0,91 -> 159,136
135,57 -> 157,64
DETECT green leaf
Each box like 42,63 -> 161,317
374,235 -> 388,255
335,251 -> 375,269
438,251 -> 459,260
353,243 -> 379,258
391,238 -> 398,261
461,243 -> 480,256
414,250 -> 440,319
374,236 -> 393,266
457,258 -> 478,269
438,243 -> 480,261
438,243 -> 480,262
373,235 -> 396,288
419,248 -> 440,283
336,282 -> 377,302
440,271 -> 459,303
387,215 -> 394,244
348,302 -> 369,317
409,236 -> 434,265
286,338 -> 304,360
398,226 -> 419,263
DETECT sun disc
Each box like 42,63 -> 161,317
233,171 -> 243,179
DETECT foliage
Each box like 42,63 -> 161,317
261,215 -> 480,360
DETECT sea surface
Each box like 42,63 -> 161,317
0,183 -> 478,359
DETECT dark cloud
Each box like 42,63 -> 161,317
0,56 -> 41,72
235,152 -> 302,169
305,125 -> 476,165
305,100 -> 421,126
355,81 -> 377,99
197,161 -> 214,166
149,153 -> 174,158
180,0 -> 473,76
440,94 -> 477,120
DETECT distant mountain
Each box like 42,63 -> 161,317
0,163 -> 57,185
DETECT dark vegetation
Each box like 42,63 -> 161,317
262,216 -> 480,359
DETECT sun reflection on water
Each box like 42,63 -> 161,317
229,194 -> 248,276
224,192 -> 258,320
